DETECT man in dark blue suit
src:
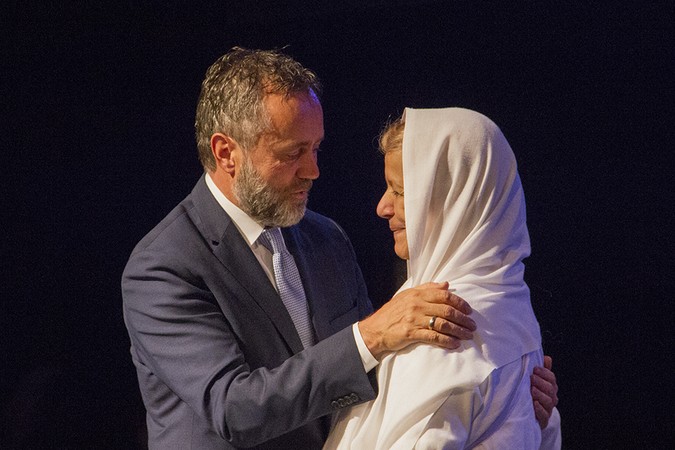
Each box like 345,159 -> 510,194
122,47 -> 557,449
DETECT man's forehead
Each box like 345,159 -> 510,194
263,94 -> 322,131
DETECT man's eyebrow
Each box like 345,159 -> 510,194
282,137 -> 324,148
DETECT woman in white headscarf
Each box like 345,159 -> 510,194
324,108 -> 561,449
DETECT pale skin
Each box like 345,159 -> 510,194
377,149 -> 559,428
533,356 -> 559,426
357,129 -> 476,358
208,90 -> 475,359
208,90 -> 555,426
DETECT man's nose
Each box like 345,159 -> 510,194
298,150 -> 320,180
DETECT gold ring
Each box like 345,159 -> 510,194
428,316 -> 437,330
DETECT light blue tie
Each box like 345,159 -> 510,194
258,228 -> 315,349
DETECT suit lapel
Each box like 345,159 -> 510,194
189,175 -> 304,353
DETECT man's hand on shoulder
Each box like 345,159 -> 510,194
358,282 -> 476,360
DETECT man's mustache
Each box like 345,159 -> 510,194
292,180 -> 313,192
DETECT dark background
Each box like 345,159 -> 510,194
3,1 -> 673,448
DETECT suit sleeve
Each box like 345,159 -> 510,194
122,244 -> 376,447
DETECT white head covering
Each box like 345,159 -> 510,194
404,107 -> 530,291
402,107 -> 541,366
324,108 -> 542,450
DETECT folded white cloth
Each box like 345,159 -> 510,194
325,107 -> 546,449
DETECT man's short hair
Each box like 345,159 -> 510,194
195,47 -> 322,171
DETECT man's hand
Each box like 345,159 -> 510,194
531,355 -> 559,429
358,281 -> 476,360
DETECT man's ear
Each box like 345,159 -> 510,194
211,133 -> 240,175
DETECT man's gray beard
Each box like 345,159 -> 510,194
233,157 -> 309,228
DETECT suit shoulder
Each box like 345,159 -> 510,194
128,196 -> 203,258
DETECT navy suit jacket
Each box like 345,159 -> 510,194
122,176 -> 376,449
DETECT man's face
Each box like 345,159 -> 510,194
376,150 -> 409,260
234,91 -> 324,227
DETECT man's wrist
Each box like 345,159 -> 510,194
352,323 -> 379,371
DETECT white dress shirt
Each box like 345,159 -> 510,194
205,174 -> 377,372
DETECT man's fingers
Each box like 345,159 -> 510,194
417,281 -> 450,290
448,292 -> 472,315
361,283 -> 478,357
531,380 -> 557,412
444,301 -> 477,331
530,371 -> 552,391
531,384 -> 552,409
531,372 -> 558,400
420,289 -> 476,341
533,400 -> 550,429
433,316 -> 475,340
534,366 -> 558,390
411,286 -> 476,335
422,329 -> 462,350
418,287 -> 472,316
544,355 -> 553,370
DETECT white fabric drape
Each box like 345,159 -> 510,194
325,108 -> 544,449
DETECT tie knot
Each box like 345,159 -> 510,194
259,227 -> 286,254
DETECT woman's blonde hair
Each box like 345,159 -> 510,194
379,114 -> 405,155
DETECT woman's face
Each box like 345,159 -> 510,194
376,150 -> 409,260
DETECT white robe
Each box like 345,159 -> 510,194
325,108 -> 559,449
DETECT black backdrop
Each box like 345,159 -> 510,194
4,1 -> 673,448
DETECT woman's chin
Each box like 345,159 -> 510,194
394,244 -> 409,260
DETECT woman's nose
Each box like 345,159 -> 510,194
376,192 -> 393,219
